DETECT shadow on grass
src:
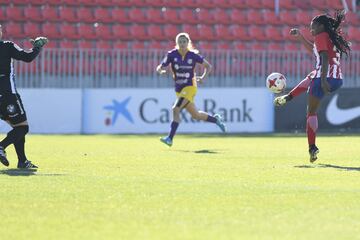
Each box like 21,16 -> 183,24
0,168 -> 37,176
0,169 -> 66,177
295,164 -> 360,171
176,149 -> 220,154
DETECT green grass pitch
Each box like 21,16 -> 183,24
0,134 -> 359,240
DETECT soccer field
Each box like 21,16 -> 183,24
0,134 -> 359,240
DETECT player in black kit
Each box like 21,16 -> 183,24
0,24 -> 48,168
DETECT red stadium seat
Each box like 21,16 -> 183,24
213,9 -> 231,24
12,0 -> 29,3
144,0 -> 165,7
348,26 -> 360,43
131,41 -> 146,49
30,0 -> 46,5
164,24 -> 179,39
60,23 -> 80,40
78,41 -> 94,49
6,6 -> 25,21
111,8 -> 131,23
247,9 -> 264,25
112,0 -> 133,7
94,0 -> 114,7
230,25 -> 251,41
41,5 -> 60,22
147,24 -> 164,41
95,24 -> 114,40
24,6 -> 42,22
129,24 -> 148,40
214,25 -> 233,41
128,8 -> 147,23
198,0 -> 215,8
182,25 -> 200,41
284,43 -> 299,51
59,7 -> 78,23
345,11 -> 360,26
148,41 -> 163,49
295,11 -> 313,26
112,25 -> 131,40
212,0 -> 231,8
0,8 -> 5,22
216,42 -> 231,50
60,41 -> 77,49
42,22 -> 60,39
196,8 -> 215,24
4,23 -> 23,38
246,0 -> 263,9
228,0 -> 247,8
233,42 -> 247,50
62,0 -> 82,5
279,0 -> 295,9
265,26 -> 283,41
145,8 -> 164,24
263,10 -> 281,25
198,41 -> 214,50
267,42 -> 283,50
163,8 -> 180,24
261,0 -> 275,9
181,0 -> 198,8
251,42 -> 266,50
279,11 -> 297,26
309,0 -> 327,10
281,27 -> 294,41
78,0 -> 97,6
94,8 -> 112,23
178,8 -> 198,24
198,24 -> 215,41
113,41 -> 129,49
24,22 -> 42,38
328,0 -> 345,9
248,26 -> 266,41
77,7 -> 94,23
230,9 -> 248,25
96,40 -> 112,49
78,24 -> 96,40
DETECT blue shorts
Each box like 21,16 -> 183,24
308,77 -> 343,99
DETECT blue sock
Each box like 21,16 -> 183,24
169,121 -> 179,140
206,115 -> 217,123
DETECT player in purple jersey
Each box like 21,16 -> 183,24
156,32 -> 226,147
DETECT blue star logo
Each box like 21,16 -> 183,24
103,97 -> 134,125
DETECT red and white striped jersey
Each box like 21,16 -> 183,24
313,32 -> 342,79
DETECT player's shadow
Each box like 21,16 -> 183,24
294,164 -> 360,172
176,149 -> 219,154
0,168 -> 37,176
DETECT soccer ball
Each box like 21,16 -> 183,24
266,72 -> 286,94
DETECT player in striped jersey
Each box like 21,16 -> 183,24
274,10 -> 351,162
0,24 -> 48,168
156,33 -> 226,147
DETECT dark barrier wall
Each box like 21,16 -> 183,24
275,88 -> 360,132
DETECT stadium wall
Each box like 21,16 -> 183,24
275,88 -> 360,132
0,88 -> 274,134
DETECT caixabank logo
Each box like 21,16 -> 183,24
103,97 -> 134,126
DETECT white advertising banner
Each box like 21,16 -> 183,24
83,88 -> 274,134
0,89 -> 82,134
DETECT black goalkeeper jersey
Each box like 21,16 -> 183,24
0,40 -> 40,94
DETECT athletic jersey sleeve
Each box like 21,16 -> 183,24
194,52 -> 204,64
161,51 -> 172,67
9,42 -> 41,63
314,32 -> 329,52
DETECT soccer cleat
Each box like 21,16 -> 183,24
273,95 -> 288,106
160,136 -> 173,147
214,114 -> 226,132
0,146 -> 9,167
309,145 -> 319,163
17,160 -> 38,169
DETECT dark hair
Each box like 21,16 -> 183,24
312,10 -> 351,57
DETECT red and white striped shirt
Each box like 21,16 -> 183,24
313,32 -> 342,79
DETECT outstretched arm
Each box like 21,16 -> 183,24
290,28 -> 313,54
10,43 -> 41,63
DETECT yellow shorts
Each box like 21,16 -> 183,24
176,86 -> 197,103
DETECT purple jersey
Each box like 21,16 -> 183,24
161,49 -> 204,92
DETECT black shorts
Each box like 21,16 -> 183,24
0,93 -> 27,125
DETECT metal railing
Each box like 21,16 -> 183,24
14,49 -> 360,88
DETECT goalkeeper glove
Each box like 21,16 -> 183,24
30,37 -> 49,48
